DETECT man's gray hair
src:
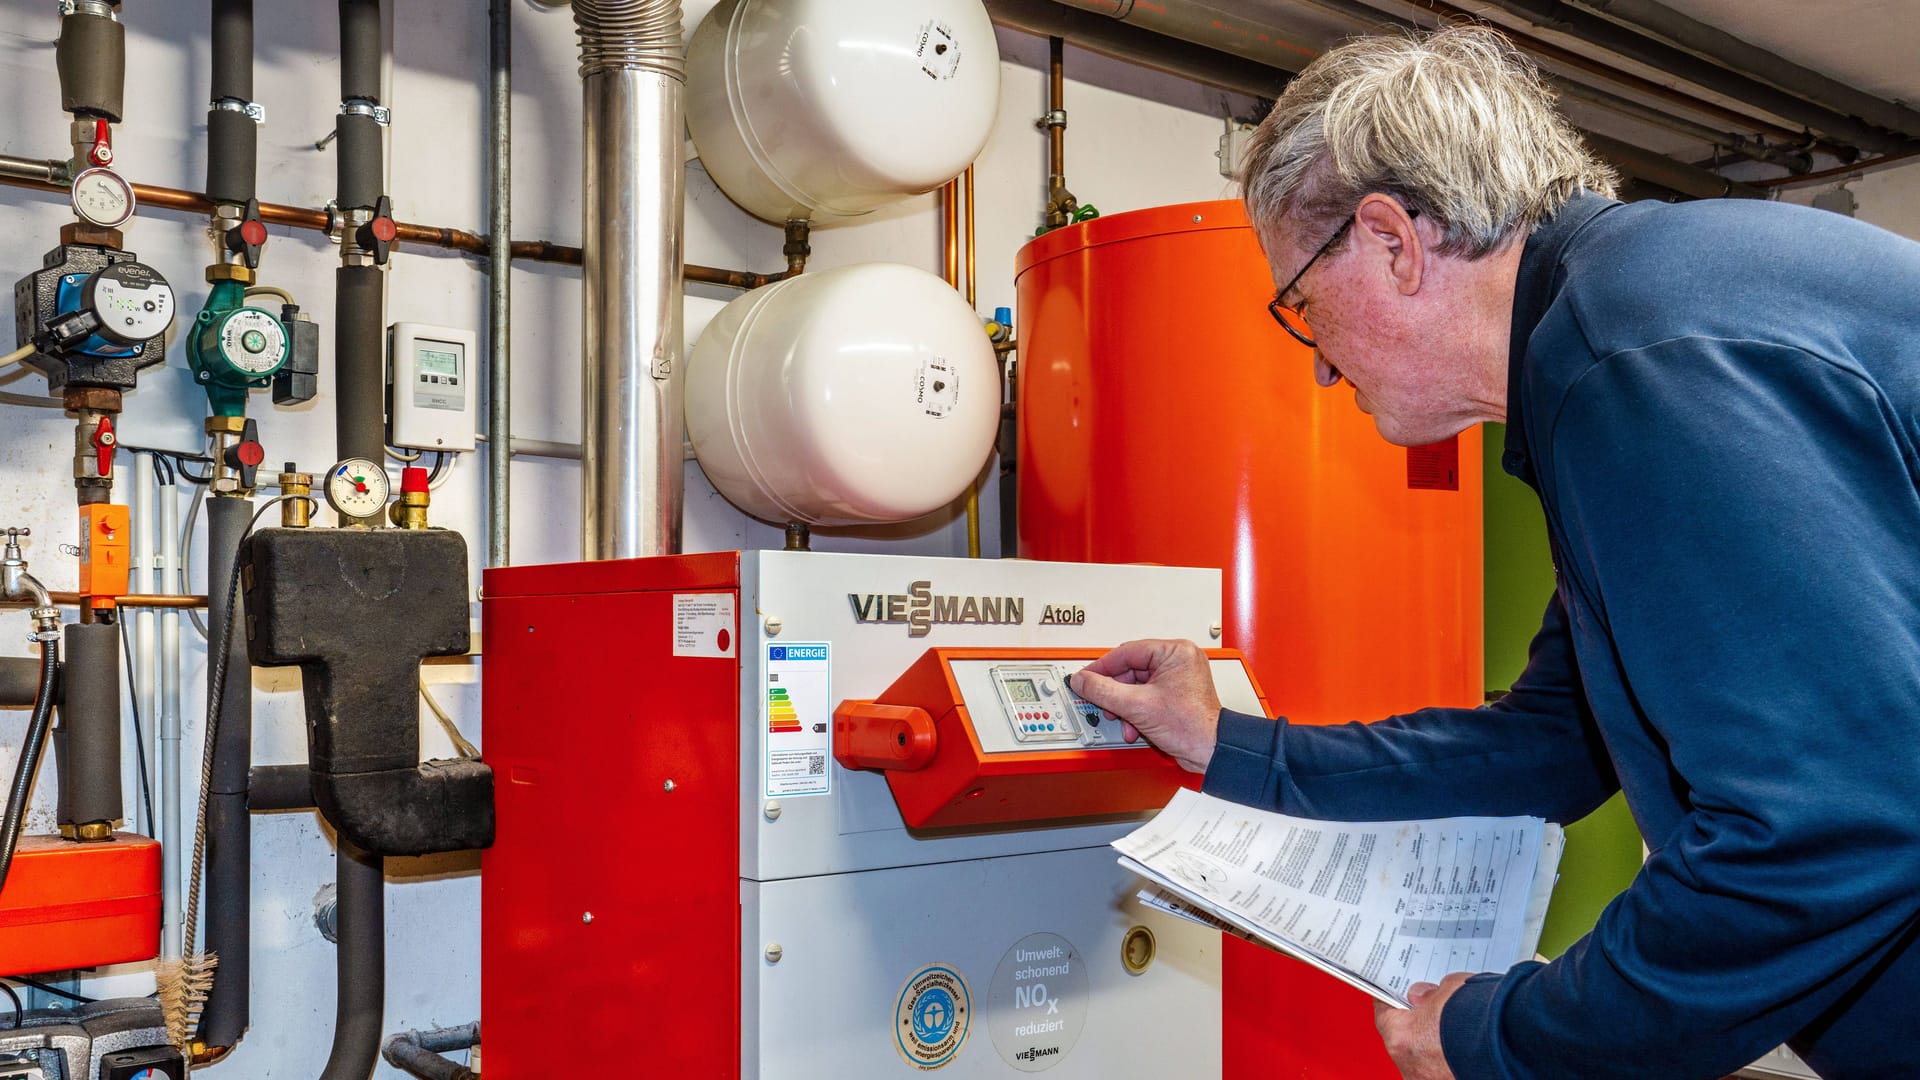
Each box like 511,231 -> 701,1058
1240,25 -> 1617,263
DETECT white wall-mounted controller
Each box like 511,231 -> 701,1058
388,322 -> 478,452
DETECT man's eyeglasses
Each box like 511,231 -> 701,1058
1266,206 -> 1415,349
1266,217 -> 1352,350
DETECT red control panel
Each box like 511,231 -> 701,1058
835,647 -> 1268,830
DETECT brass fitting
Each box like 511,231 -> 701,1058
62,822 -> 114,842
389,466 -> 432,529
204,415 -> 248,437
206,262 -> 257,285
279,465 -> 314,528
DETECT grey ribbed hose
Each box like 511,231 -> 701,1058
573,0 -> 685,79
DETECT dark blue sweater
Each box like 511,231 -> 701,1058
1203,192 -> 1920,1079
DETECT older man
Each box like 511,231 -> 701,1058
1070,25 -> 1920,1080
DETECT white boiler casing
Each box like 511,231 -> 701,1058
686,262 -> 1000,526
685,0 -> 1000,224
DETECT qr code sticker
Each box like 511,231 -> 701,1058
808,755 -> 827,776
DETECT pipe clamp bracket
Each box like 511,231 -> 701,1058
212,98 -> 267,124
339,99 -> 392,127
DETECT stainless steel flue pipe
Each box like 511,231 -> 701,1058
574,0 -> 686,560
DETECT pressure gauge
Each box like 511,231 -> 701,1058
70,166 -> 135,229
325,458 -> 391,519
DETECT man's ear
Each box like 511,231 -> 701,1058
1355,193 -> 1423,296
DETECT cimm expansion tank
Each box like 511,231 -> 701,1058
1015,199 -> 1484,1079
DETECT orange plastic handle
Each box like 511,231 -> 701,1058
832,700 -> 938,772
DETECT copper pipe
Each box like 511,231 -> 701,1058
0,171 -> 786,288
961,164 -> 981,559
1049,36 -> 1066,182
964,165 -> 977,309
51,592 -> 208,609
1751,146 -> 1920,188
941,181 -> 961,288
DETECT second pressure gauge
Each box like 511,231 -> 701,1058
71,167 -> 135,229
325,458 -> 391,519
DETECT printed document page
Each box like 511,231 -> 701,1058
1115,788 -> 1562,1008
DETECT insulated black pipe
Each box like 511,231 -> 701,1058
0,658 -> 41,708
56,8 -> 126,122
0,643 -> 58,898
198,494 -> 255,1049
336,266 -> 387,470
207,0 -> 258,205
54,621 -> 122,832
317,841 -> 385,1080
338,0 -> 384,211
340,0 -> 383,101
246,764 -> 315,811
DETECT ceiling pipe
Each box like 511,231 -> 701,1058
1045,0 -> 1321,73
983,0 -> 1292,98
572,0 -> 686,561
1011,0 -> 1761,199
1295,0 -> 1811,172
1464,0 -> 1915,156
1575,0 -> 1920,142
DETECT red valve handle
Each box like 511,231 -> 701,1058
93,415 -> 116,477
89,119 -> 114,167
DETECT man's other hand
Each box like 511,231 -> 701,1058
1375,973 -> 1467,1080
1070,639 -> 1221,773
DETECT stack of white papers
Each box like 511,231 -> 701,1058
1115,788 -> 1562,1008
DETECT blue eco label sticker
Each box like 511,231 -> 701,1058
764,642 -> 831,797
896,963 -> 972,1070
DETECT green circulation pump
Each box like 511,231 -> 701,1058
188,280 -> 290,417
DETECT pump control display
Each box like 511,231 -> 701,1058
81,263 -> 174,346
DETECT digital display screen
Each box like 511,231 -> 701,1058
418,345 -> 460,377
1005,678 -> 1039,703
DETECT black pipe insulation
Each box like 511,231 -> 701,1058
383,1023 -> 480,1080
246,763 -> 315,811
317,840 -> 385,1080
335,266 -> 387,470
0,658 -> 41,708
55,8 -> 126,122
198,495 -> 255,1050
336,117 -> 385,211
207,0 -> 258,205
340,0 -> 383,102
211,0 -> 254,102
0,643 -> 59,899
54,621 -> 123,833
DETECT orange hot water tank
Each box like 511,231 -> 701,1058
1014,199 -> 1484,1079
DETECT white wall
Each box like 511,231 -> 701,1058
1775,158 -> 1920,241
0,2 -> 1252,1074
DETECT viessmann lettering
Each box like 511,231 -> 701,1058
850,580 -> 1026,637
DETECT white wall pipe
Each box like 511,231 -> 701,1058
158,476 -> 182,959
130,453 -> 157,837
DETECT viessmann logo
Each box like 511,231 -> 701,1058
849,581 -> 1088,637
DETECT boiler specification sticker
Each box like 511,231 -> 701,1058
764,643 -> 831,797
986,933 -> 1088,1072
896,963 -> 972,1070
673,593 -> 736,657
915,19 -> 962,81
